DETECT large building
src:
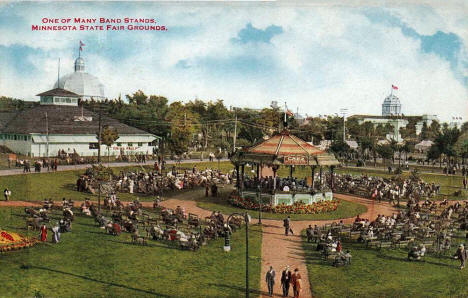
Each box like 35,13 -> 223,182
381,94 -> 402,116
352,91 -> 439,142
0,52 -> 158,157
53,56 -> 105,101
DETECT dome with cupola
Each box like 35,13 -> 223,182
53,56 -> 105,101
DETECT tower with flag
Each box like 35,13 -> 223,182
382,84 -> 401,116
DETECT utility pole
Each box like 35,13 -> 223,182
97,106 -> 102,163
233,109 -> 238,152
340,108 -> 348,143
45,112 -> 49,158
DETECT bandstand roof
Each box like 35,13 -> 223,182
231,130 -> 340,166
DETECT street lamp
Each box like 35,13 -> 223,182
226,212 -> 251,298
257,184 -> 262,225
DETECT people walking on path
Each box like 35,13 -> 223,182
265,266 -> 276,297
292,268 -> 302,298
281,266 -> 291,297
283,216 -> 293,236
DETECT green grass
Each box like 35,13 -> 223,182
0,161 -> 236,202
188,187 -> 367,221
0,207 -> 262,298
302,232 -> 468,297
1,160 -> 464,203
335,167 -> 466,200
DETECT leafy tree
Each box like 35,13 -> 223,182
376,144 -> 393,165
99,125 -> 119,163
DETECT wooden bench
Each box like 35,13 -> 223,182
379,241 -> 393,249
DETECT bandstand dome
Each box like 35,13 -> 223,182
53,57 -> 105,101
231,130 -> 339,166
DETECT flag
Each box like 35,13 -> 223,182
392,84 -> 398,90
79,40 -> 85,51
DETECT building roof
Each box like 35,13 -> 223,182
248,130 -> 325,156
231,130 -> 340,166
36,88 -> 80,97
382,94 -> 401,106
53,57 -> 105,99
0,105 -> 155,136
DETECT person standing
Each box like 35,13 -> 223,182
40,224 -> 48,242
292,268 -> 302,298
281,266 -> 291,297
283,216 -> 293,236
306,225 -> 313,242
454,244 -> 467,269
265,266 -> 276,297
4,188 -> 11,201
463,175 -> 467,190
52,222 -> 60,243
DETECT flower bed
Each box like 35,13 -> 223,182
0,230 -> 38,252
229,192 -> 339,214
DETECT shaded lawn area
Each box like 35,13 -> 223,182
193,187 -> 367,221
0,207 -> 262,298
302,233 -> 468,298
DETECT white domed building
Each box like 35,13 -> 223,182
0,51 -> 159,157
54,56 -> 105,101
381,94 -> 402,116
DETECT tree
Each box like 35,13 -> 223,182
166,102 -> 199,156
100,125 -> 119,163
376,144 -> 393,166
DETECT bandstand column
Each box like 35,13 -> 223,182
329,166 -> 334,190
311,166 -> 316,191
241,164 -> 245,191
289,165 -> 293,178
235,164 -> 240,189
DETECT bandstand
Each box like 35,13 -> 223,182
230,130 -> 340,207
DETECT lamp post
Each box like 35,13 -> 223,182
226,212 -> 251,298
257,184 -> 262,225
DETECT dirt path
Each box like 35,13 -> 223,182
258,194 -> 397,298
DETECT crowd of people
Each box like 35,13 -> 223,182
77,165 -> 233,196
242,175 -> 330,194
305,198 -> 468,270
332,173 -> 440,203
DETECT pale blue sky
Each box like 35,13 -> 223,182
0,1 -> 466,121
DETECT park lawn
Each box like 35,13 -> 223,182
192,187 -> 367,221
0,161 -> 236,202
0,207 -> 262,298
335,167 -> 466,200
302,233 -> 468,298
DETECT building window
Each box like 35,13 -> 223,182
128,143 -> 133,146
138,142 -> 143,147
89,143 -> 99,149
117,142 -> 121,147
66,98 -> 71,103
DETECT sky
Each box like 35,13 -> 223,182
0,1 -> 467,122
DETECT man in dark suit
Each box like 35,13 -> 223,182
281,266 -> 292,297
265,266 -> 276,296
284,216 -> 293,236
